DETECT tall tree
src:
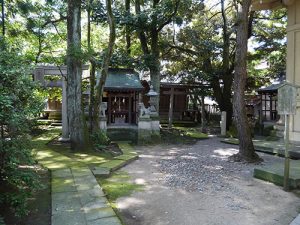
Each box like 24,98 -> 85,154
163,1 -> 236,128
1,0 -> 4,36
94,0 -> 116,128
134,0 -> 180,112
67,0 -> 87,150
125,0 -> 131,54
231,0 -> 261,162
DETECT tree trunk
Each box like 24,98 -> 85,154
94,0 -> 116,128
231,0 -> 261,162
149,60 -> 160,113
149,5 -> 160,113
125,0 -> 131,55
67,0 -> 87,150
1,0 -> 4,36
89,61 -> 96,132
211,76 -> 233,129
87,0 -> 96,132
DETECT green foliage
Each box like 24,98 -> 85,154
0,40 -> 45,217
91,130 -> 111,150
227,125 -> 238,138
248,9 -> 287,90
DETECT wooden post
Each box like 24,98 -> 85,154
168,87 -> 174,128
259,94 -> 263,135
129,93 -> 132,124
108,94 -> 111,124
284,114 -> 290,191
201,95 -> 205,132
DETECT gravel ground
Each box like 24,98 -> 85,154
117,137 -> 300,225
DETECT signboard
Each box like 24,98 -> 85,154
277,82 -> 299,115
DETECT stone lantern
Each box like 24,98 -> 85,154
146,85 -> 158,116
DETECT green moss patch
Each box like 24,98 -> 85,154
116,143 -> 137,156
99,160 -> 127,171
175,127 -> 208,139
97,171 -> 144,202
221,138 -> 239,145
32,128 -> 113,169
114,154 -> 138,161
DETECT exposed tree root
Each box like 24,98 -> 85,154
229,152 -> 263,164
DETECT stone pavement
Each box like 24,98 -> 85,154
52,167 -> 121,225
222,137 -> 300,159
290,215 -> 300,225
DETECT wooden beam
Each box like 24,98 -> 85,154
168,87 -> 175,128
163,91 -> 188,95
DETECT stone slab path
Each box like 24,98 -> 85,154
290,215 -> 300,225
222,137 -> 300,159
52,167 -> 121,225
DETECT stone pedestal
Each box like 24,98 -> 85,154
138,117 -> 152,143
150,115 -> 160,139
99,116 -> 107,132
220,111 -> 227,136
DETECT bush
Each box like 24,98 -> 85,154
91,130 -> 110,150
0,40 -> 45,218
226,125 -> 238,138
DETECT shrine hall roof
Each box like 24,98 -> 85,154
100,68 -> 144,91
258,82 -> 283,93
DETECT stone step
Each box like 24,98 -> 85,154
51,122 -> 62,127
254,159 -> 300,189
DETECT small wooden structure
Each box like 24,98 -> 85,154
99,68 -> 144,125
257,82 -> 282,122
142,82 -> 206,124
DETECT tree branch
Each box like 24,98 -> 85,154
157,0 -> 180,32
41,15 -> 67,28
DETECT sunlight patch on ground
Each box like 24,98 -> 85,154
135,178 -> 146,185
202,165 -> 224,170
180,155 -> 198,160
213,148 -> 238,158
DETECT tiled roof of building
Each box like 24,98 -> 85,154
100,68 -> 144,91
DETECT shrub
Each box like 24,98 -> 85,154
91,130 -> 110,150
0,40 -> 44,218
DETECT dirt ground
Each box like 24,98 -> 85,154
117,137 -> 300,225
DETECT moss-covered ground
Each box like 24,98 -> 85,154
97,171 -> 144,203
174,126 -> 209,139
31,127 -> 113,169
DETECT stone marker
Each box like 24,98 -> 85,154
220,111 -> 227,136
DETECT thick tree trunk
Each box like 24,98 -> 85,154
87,0 -> 96,132
125,0 -> 131,54
149,59 -> 161,113
94,0 -> 116,128
211,77 -> 233,129
89,61 -> 96,132
1,0 -> 4,36
67,0 -> 87,150
231,0 -> 261,162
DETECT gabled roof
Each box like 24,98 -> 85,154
100,68 -> 144,91
258,82 -> 283,93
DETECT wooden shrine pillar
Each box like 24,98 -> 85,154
168,87 -> 174,128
